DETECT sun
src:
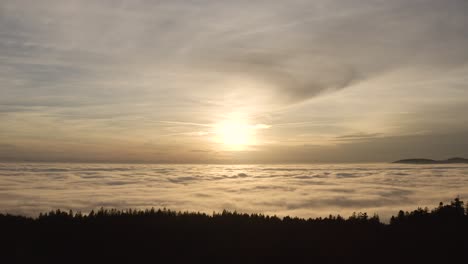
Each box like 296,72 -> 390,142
214,120 -> 254,150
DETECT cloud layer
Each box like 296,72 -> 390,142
1,163 -> 467,221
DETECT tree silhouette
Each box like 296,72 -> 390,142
0,198 -> 467,263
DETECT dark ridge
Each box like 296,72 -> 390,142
1,198 -> 468,263
393,157 -> 468,164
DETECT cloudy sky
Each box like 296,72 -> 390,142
1,0 -> 468,163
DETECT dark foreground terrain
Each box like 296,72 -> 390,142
1,198 -> 468,264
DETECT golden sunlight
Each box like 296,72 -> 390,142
214,120 -> 255,150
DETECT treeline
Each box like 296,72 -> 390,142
1,198 -> 468,263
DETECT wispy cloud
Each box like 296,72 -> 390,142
1,0 -> 468,162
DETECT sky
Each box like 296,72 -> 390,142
1,0 -> 468,163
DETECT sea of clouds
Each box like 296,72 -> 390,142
1,163 -> 467,221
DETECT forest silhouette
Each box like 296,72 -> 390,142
1,198 -> 467,263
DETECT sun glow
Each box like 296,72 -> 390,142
214,120 -> 253,150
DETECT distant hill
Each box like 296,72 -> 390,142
393,157 -> 468,164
